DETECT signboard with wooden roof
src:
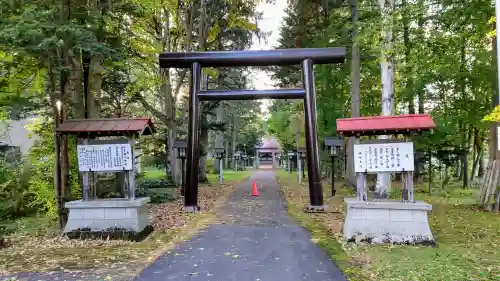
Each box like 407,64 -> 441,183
57,117 -> 155,200
336,114 -> 435,137
336,114 -> 436,203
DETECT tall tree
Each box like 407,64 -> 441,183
374,0 -> 395,199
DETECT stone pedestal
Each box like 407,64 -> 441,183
343,198 -> 434,245
64,197 -> 151,234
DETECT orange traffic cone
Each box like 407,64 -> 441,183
251,180 -> 260,196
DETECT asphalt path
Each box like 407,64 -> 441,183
134,170 -> 346,281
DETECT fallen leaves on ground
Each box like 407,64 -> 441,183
151,183 -> 234,231
278,173 -> 346,238
0,181 -> 237,274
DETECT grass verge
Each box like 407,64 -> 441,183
207,169 -> 250,183
0,170 -> 249,276
276,170 -> 500,281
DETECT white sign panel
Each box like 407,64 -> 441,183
497,126 -> 500,151
354,142 -> 414,173
77,144 -> 133,172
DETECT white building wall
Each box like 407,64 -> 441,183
0,118 -> 39,155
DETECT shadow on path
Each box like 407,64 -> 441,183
134,170 -> 346,281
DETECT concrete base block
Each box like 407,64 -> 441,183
64,197 -> 151,233
305,205 -> 327,213
183,206 -> 200,213
343,198 -> 435,245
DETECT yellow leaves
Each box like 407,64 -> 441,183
207,25 -> 221,44
227,9 -> 258,31
487,30 -> 496,39
230,19 -> 257,31
204,68 -> 218,79
288,109 -> 306,146
482,105 -> 500,122
487,17 -> 496,38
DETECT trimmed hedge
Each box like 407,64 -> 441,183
136,179 -> 175,204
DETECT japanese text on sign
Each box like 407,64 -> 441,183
354,142 -> 414,173
77,144 -> 133,172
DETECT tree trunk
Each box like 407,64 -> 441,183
346,0 -> 360,188
67,50 -> 84,118
478,151 -> 485,177
224,137 -> 230,169
375,0 -> 394,199
489,20 -> 500,162
443,165 -> 450,189
471,127 -> 479,181
231,112 -> 237,169
88,58 -> 103,118
460,37 -> 469,189
417,0 -> 425,115
168,126 -> 180,184
199,114 -> 209,182
403,0 -> 414,114
462,130 -> 470,189
214,72 -> 224,172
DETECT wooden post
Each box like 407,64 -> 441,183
407,171 -> 414,202
485,161 -> 500,207
122,171 -> 129,199
54,130 -> 63,227
81,138 -> 91,200
298,156 -> 302,184
428,149 -> 432,195
402,172 -> 409,201
128,135 -> 136,199
356,172 -> 366,201
92,173 -> 97,199
82,172 -> 90,200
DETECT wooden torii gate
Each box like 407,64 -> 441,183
159,48 -> 346,212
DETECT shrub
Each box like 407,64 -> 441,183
0,224 -> 8,248
143,189 -> 175,204
26,118 -> 80,218
142,154 -> 166,169
137,178 -> 174,190
136,178 -> 175,204
0,160 -> 34,220
207,157 -> 218,174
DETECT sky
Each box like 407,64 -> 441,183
249,0 -> 287,117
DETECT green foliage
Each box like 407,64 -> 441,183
141,154 -> 165,169
136,178 -> 175,204
0,0 -> 265,228
26,120 -> 57,218
145,189 -> 175,204
268,0 -> 495,189
206,157 -> 217,174
0,160 -> 33,220
483,105 -> 500,122
26,118 -> 80,218
136,179 -> 173,190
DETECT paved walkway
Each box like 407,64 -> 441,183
134,170 -> 346,281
